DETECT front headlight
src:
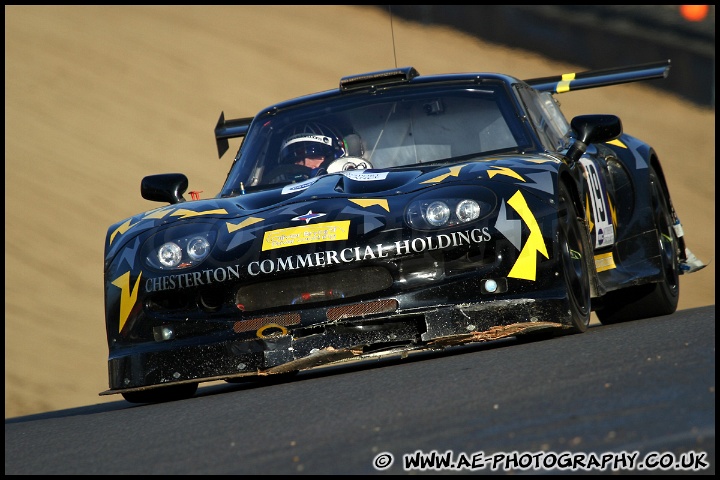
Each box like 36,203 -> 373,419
142,224 -> 217,270
425,201 -> 451,226
186,236 -> 212,261
405,186 -> 495,230
456,199 -> 482,223
158,242 -> 184,268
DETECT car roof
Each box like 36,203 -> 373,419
255,68 -> 523,116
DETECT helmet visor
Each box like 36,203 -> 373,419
281,134 -> 335,162
285,142 -> 333,160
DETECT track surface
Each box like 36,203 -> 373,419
5,306 -> 715,474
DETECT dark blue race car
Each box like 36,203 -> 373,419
101,60 -> 706,403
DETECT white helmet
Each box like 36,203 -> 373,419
280,122 -> 346,164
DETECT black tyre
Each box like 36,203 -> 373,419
596,167 -> 680,324
557,182 -> 592,333
121,382 -> 198,404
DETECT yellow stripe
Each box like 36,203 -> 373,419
556,73 -> 575,93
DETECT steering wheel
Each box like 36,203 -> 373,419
265,164 -> 313,184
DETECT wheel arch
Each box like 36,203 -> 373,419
647,152 -> 677,219
557,170 -> 601,299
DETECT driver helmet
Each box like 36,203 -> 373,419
280,122 -> 346,165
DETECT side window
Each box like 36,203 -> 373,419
539,91 -> 571,147
517,86 -> 570,152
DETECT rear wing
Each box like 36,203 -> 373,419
524,59 -> 670,94
214,111 -> 253,158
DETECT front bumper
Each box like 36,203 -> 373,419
101,290 -> 572,396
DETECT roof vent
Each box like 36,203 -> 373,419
340,67 -> 419,92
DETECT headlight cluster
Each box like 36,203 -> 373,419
406,186 -> 495,230
142,224 -> 217,270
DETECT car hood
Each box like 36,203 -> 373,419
105,154 -> 561,262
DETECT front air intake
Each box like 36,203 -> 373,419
235,266 -> 394,312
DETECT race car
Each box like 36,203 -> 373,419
101,59 -> 705,403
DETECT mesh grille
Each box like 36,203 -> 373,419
233,312 -> 301,334
235,266 -> 393,312
326,299 -> 398,322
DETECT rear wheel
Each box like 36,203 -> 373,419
557,182 -> 592,333
121,382 -> 198,404
596,166 -> 680,324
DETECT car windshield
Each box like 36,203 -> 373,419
220,84 -> 534,196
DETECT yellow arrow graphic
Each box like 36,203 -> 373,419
111,271 -> 142,333
507,191 -> 548,281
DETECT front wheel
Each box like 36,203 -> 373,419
596,166 -> 680,324
558,182 -> 592,333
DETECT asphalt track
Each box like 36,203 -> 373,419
5,305 -> 715,475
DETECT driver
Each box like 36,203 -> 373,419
279,122 -> 347,176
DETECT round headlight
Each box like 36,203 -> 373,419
158,242 -> 183,268
456,199 -> 481,223
187,236 -> 211,261
425,201 -> 451,227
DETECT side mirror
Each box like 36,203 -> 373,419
141,173 -> 189,204
565,114 -> 622,162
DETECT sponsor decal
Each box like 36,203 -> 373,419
594,252 -> 616,272
341,170 -> 388,181
139,227 -> 493,294
291,210 -> 326,224
145,265 -> 243,293
281,177 -> 318,195
596,226 -> 615,246
580,158 -> 615,249
262,220 -> 350,251
250,227 -> 491,276
281,133 -> 332,150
